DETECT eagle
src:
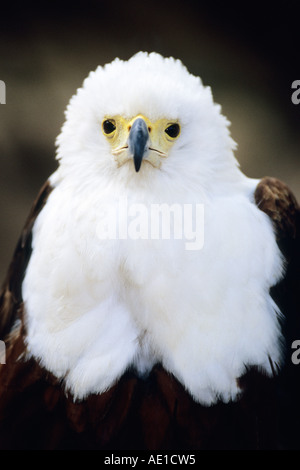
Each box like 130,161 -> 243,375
0,52 -> 299,450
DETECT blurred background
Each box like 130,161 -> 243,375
0,0 -> 299,282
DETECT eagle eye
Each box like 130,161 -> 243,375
165,123 -> 180,139
102,119 -> 116,135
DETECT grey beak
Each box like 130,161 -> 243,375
128,118 -> 149,172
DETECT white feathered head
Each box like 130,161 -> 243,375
55,52 -> 239,191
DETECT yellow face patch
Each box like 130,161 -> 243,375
101,114 -> 180,169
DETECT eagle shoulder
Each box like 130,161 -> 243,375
254,176 -> 299,328
254,177 -> 300,450
0,180 -> 53,341
254,175 -> 300,332
254,176 -> 300,246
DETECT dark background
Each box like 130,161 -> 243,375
0,1 -> 299,282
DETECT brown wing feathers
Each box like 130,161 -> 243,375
255,177 -> 300,450
254,176 -> 300,246
0,180 -> 53,341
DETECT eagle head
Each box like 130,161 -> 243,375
55,52 -> 238,191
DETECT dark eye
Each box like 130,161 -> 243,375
102,119 -> 116,134
165,123 -> 180,139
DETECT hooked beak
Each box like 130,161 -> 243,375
128,118 -> 149,172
